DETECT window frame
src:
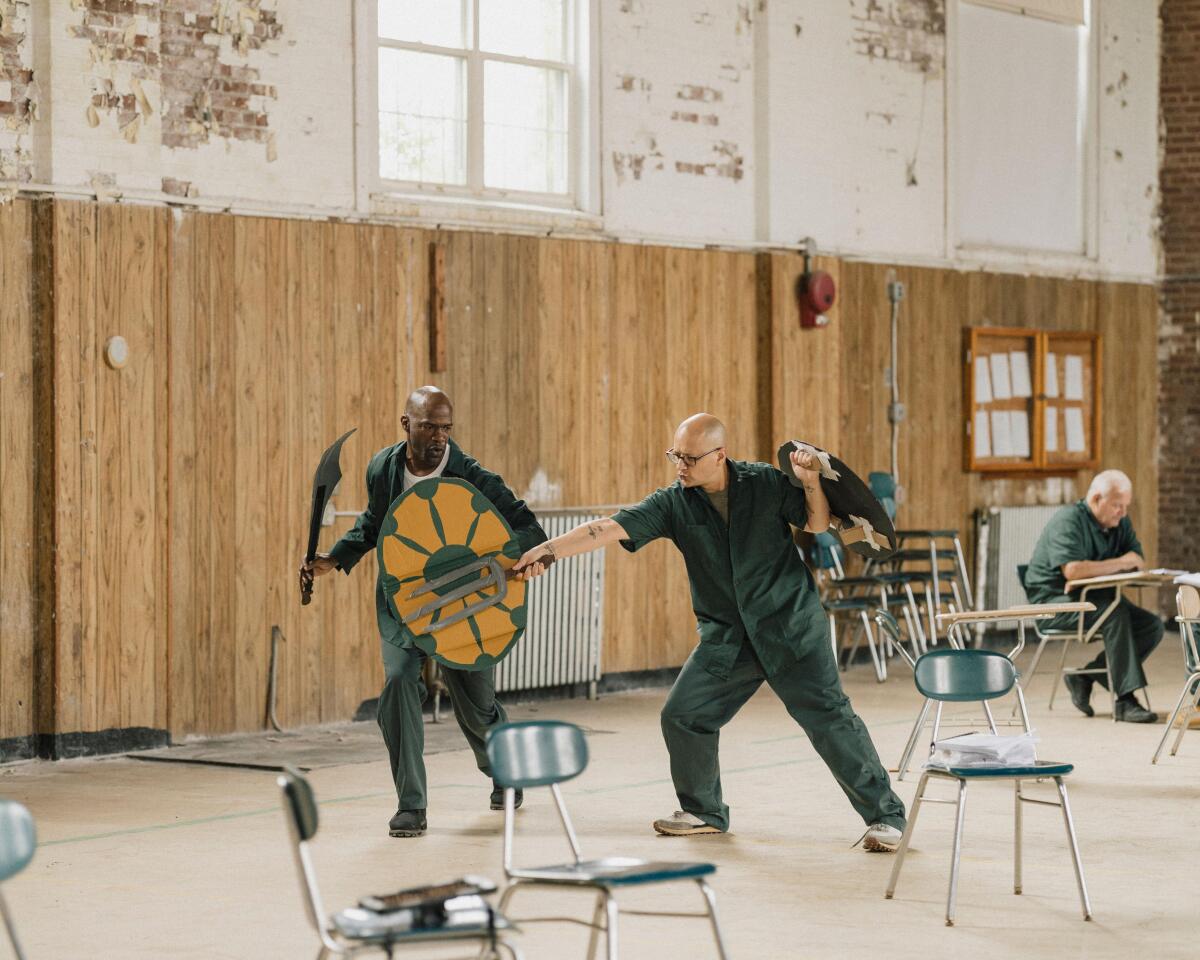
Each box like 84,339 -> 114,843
357,0 -> 592,212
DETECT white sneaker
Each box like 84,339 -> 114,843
652,810 -> 722,836
862,822 -> 903,853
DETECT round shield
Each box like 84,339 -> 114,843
377,477 -> 527,670
777,440 -> 897,560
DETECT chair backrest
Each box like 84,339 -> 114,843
279,766 -> 319,841
810,531 -> 844,576
0,801 -> 36,883
487,721 -> 589,788
277,767 -> 328,938
867,472 -> 898,520
913,649 -> 1016,702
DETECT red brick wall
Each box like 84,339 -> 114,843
1159,0 -> 1200,569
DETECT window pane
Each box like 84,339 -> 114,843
479,0 -> 564,61
484,62 -> 568,194
378,0 -> 464,48
378,48 -> 466,184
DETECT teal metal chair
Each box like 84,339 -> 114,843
885,649 -> 1092,927
277,767 -> 521,959
1153,581 -> 1200,763
876,611 -> 1033,781
0,800 -> 35,960
487,721 -> 727,960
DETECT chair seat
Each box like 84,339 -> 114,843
888,549 -> 959,562
1035,627 -> 1081,637
875,571 -> 956,585
927,760 -> 1074,779
510,856 -> 715,887
332,897 -> 513,942
823,597 -> 874,611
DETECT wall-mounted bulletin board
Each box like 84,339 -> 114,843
965,327 -> 1101,473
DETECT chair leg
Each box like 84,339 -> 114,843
860,610 -> 886,682
886,772 -> 929,899
946,780 -> 969,927
696,879 -> 729,960
923,583 -> 937,647
605,894 -> 620,960
1021,636 -> 1052,695
1054,778 -> 1093,921
1170,677 -> 1200,758
896,699 -> 932,782
1049,637 -> 1073,710
585,891 -> 606,960
0,892 -> 26,960
1152,675 -> 1198,763
1013,781 -> 1023,895
497,882 -> 520,916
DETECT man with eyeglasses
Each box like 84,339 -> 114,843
513,413 -> 906,853
300,386 -> 547,838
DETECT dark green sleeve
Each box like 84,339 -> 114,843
775,469 -> 809,529
463,461 -> 548,553
328,452 -> 388,574
612,488 -> 674,553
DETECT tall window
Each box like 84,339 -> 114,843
376,1 -> 575,203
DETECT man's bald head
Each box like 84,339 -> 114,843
401,385 -> 453,470
670,413 -> 728,489
405,385 -> 453,419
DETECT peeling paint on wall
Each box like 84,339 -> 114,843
69,0 -> 283,164
0,0 -> 35,181
675,140 -> 743,180
849,0 -> 945,76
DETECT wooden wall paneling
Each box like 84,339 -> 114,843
294,217 -> 323,726
167,210 -> 196,734
0,201 -> 36,743
233,215 -> 269,731
152,207 -> 171,731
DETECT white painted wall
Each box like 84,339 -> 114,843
1,0 -> 1161,280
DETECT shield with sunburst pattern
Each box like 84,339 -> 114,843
377,477 -> 527,670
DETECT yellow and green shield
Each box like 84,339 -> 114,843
377,477 -> 526,670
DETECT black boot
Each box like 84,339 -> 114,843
1063,674 -> 1094,717
1114,695 -> 1158,724
388,808 -> 427,837
490,783 -> 523,811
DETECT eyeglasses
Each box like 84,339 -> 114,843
666,446 -> 722,468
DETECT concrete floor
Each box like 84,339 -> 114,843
3,636 -> 1198,960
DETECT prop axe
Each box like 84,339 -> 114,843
300,428 -> 356,605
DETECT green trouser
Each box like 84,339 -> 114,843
1044,596 -> 1164,696
660,636 -> 906,833
378,638 -> 508,811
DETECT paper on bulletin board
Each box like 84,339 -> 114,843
974,355 -> 993,404
989,353 -> 1013,400
1064,355 -> 1085,401
1065,407 -> 1086,453
1010,410 -> 1031,458
990,410 -> 1014,457
1044,406 -> 1058,453
974,410 -> 991,459
1045,353 -> 1060,398
1009,351 -> 1032,398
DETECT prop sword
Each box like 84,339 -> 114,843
300,428 -> 356,605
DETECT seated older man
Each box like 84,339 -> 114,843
1024,469 -> 1163,723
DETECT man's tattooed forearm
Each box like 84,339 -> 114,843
586,522 -> 605,540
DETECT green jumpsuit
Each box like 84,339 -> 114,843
329,440 -> 547,811
1024,500 -> 1162,696
612,459 -> 906,834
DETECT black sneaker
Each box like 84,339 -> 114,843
1115,698 -> 1158,724
1063,674 -> 1094,717
490,783 -> 523,811
388,808 -> 427,837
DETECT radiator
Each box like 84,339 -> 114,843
495,510 -> 606,698
975,504 -> 1066,626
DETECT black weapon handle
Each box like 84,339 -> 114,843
301,576 -> 314,605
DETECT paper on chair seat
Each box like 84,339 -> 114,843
926,732 -> 1039,770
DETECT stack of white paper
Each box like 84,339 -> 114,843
927,732 -> 1039,770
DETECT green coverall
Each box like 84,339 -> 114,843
1024,500 -> 1163,696
329,439 -> 547,810
612,458 -> 907,833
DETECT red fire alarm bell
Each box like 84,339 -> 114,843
796,239 -> 835,328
